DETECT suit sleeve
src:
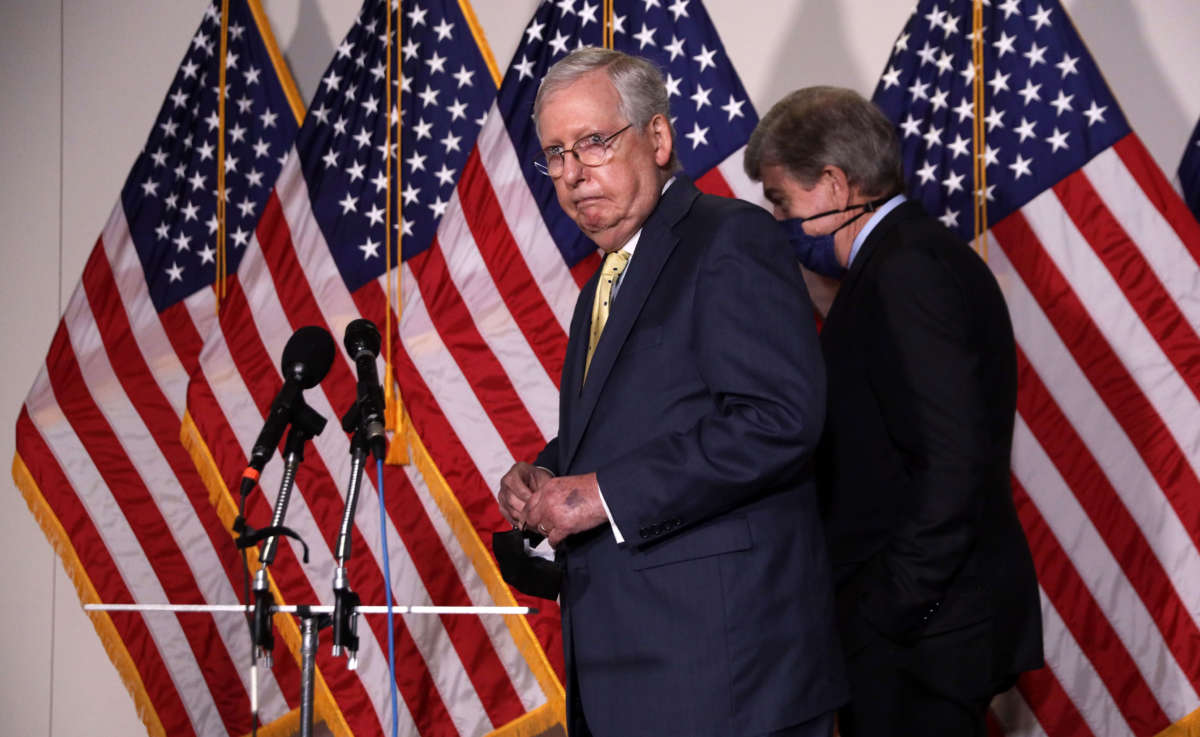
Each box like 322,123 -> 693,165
597,208 -> 826,544
853,243 -> 1002,639
533,437 -> 560,476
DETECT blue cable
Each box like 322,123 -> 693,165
377,456 -> 399,737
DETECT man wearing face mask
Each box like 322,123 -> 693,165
745,87 -> 1043,736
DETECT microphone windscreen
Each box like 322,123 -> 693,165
280,325 -> 336,389
343,318 -> 381,359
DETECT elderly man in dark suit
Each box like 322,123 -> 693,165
496,49 -> 846,737
744,86 -> 1044,736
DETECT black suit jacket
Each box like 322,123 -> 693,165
818,200 -> 1043,694
536,177 -> 846,737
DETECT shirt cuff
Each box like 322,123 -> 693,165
596,481 -> 624,544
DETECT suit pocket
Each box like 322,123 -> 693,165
630,515 -> 753,570
621,325 -> 663,355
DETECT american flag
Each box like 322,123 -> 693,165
183,1 -> 563,736
873,1 -> 1200,734
12,1 -> 304,735
1179,118 -> 1200,223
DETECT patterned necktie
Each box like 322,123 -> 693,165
584,249 -> 632,381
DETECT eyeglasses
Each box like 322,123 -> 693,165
534,124 -> 633,178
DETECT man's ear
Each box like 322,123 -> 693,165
649,114 -> 674,168
823,165 -> 852,205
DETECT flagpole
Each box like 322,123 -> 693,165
970,0 -> 988,261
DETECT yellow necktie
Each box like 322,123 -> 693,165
584,249 -> 631,380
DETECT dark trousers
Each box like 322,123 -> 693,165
839,620 -> 994,737
571,705 -> 835,737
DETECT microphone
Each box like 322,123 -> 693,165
343,318 -> 387,460
240,326 -> 336,495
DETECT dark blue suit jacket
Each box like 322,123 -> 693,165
536,177 -> 847,736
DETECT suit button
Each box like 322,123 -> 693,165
639,527 -> 652,539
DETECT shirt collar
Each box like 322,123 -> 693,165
848,194 -> 907,268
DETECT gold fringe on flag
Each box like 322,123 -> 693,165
970,0 -> 989,261
1153,707 -> 1200,737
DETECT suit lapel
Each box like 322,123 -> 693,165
562,177 -> 699,469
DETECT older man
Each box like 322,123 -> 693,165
496,49 -> 845,737
745,87 -> 1043,736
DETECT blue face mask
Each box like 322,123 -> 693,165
780,197 -> 891,279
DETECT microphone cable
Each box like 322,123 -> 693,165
377,456 -> 399,737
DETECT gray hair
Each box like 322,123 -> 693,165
744,86 -> 904,198
533,47 -> 680,172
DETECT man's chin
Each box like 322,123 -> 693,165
577,215 -> 614,237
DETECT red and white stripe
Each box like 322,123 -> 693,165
187,147 -> 553,737
984,134 -> 1200,734
16,202 -> 298,736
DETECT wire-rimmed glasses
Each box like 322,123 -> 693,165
533,124 -> 633,177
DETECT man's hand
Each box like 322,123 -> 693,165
524,472 -> 607,547
497,462 -> 553,529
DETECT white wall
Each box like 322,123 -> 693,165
1,1 -> 1196,734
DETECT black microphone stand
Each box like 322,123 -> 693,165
331,403 -> 368,670
248,398 -> 327,737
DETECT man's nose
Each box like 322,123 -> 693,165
560,151 -> 586,184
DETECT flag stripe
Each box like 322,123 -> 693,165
992,234 -> 1200,718
1007,421 -> 1171,730
97,208 -> 203,415
430,189 -> 561,443
1005,643 -> 1090,737
409,245 -> 548,463
475,107 -> 579,333
400,260 -> 522,490
15,409 -> 175,737
27,338 -> 201,737
455,147 -> 568,392
693,167 -> 736,199
1031,583 -> 1134,737
365,282 -> 511,534
79,242 -> 256,733
356,280 -> 568,686
57,289 -> 248,736
1112,136 -> 1200,264
1014,347 -> 1200,700
383,467 -> 527,727
989,223 -> 1200,647
993,210 -> 1200,564
1053,168 -> 1200,416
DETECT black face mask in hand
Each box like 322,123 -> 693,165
492,527 -> 563,600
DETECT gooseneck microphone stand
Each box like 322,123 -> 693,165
251,407 -> 327,737
331,403 -> 369,670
